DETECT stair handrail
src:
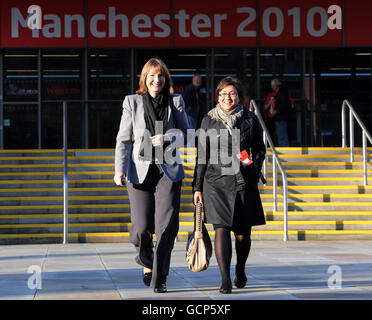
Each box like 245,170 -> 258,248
249,100 -> 289,241
341,99 -> 372,186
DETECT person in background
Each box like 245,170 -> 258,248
183,73 -> 206,129
193,77 -> 266,294
264,78 -> 294,147
113,58 -> 190,293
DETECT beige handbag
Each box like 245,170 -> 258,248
186,202 -> 213,272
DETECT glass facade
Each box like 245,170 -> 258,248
1,47 -> 371,149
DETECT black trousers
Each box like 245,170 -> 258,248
126,164 -> 182,287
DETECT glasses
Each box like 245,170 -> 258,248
218,92 -> 237,98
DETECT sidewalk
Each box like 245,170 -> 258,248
1,240 -> 372,300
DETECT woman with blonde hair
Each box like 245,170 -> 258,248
114,58 -> 190,293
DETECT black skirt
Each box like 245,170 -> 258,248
213,189 -> 252,233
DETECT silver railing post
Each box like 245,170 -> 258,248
363,132 -> 368,186
263,131 -> 267,184
349,108 -> 354,162
341,99 -> 372,186
63,101 -> 69,244
273,155 -> 277,212
341,101 -> 346,148
250,100 -> 289,241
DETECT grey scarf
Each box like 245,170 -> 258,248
209,103 -> 244,134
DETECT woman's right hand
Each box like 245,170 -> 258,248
193,191 -> 203,205
113,172 -> 125,186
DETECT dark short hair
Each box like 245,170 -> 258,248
215,77 -> 246,103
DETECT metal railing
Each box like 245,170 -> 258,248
341,99 -> 372,186
250,100 -> 289,241
63,101 -> 69,244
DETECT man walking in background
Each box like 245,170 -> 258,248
264,78 -> 294,147
182,73 -> 206,129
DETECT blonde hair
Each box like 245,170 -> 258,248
136,58 -> 174,95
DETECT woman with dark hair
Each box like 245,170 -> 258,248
193,77 -> 266,294
114,58 -> 190,293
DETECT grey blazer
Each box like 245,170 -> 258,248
115,93 -> 190,184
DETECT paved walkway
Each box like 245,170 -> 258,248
1,240 -> 372,300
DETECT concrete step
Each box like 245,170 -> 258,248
264,211 -> 372,221
272,147 -> 372,155
0,164 -> 114,173
262,202 -> 372,211
182,177 -> 368,186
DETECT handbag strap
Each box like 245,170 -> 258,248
195,202 -> 203,234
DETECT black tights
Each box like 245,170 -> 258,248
214,226 -> 251,288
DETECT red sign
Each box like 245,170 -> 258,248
0,0 -> 358,48
259,0 -> 342,46
87,0 -> 171,47
1,0 -> 85,47
344,0 -> 372,46
173,0 -> 257,47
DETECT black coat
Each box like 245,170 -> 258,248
192,108 -> 266,227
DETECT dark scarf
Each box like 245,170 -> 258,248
142,92 -> 169,136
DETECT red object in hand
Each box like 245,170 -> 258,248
239,150 -> 253,167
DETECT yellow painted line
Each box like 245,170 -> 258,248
273,147 -> 372,151
260,194 -> 372,199
69,232 -> 131,237
0,195 -> 193,201
295,230 -> 372,234
0,164 -> 114,168
278,154 -> 372,158
267,177 -> 364,181
0,171 -> 114,176
264,220 -> 372,225
279,162 -> 371,166
0,232 -> 132,239
0,212 -> 195,219
267,169 -> 372,173
265,211 -> 372,215
180,155 -> 197,159
0,187 -> 127,192
0,195 -> 130,201
0,204 -> 131,210
2,229 -> 372,239
0,223 -> 132,229
0,156 -> 114,161
0,179 -> 115,184
262,202 -> 372,206
259,185 -> 372,190
178,220 -> 372,226
200,230 -> 372,235
3,221 -> 371,228
182,177 -> 366,183
0,213 -> 131,219
0,149 -> 114,153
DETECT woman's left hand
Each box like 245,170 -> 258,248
151,134 -> 170,147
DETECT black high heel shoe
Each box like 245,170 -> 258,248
143,272 -> 152,287
234,265 -> 247,288
219,279 -> 232,294
154,276 -> 167,293
233,273 -> 247,288
219,285 -> 232,294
